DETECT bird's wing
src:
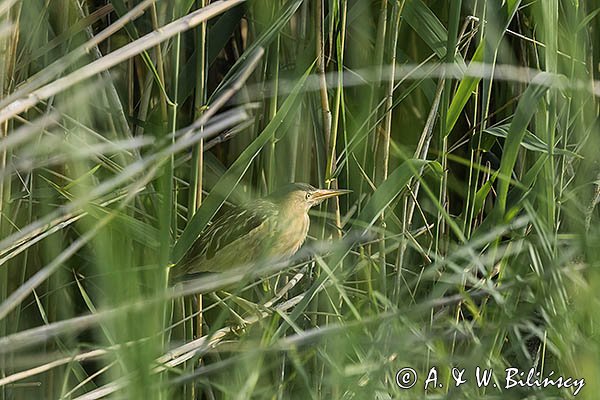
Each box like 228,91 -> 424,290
177,200 -> 279,273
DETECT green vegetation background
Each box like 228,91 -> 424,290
0,0 -> 599,398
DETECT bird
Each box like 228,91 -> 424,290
172,183 -> 351,276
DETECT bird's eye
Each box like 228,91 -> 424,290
305,192 -> 312,200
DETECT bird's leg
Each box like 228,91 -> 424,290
210,291 -> 254,332
262,267 -> 307,308
225,290 -> 268,323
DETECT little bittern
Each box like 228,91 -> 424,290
175,183 -> 350,275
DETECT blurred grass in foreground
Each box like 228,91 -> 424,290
1,0 -> 600,399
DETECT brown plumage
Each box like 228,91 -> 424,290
174,183 -> 350,275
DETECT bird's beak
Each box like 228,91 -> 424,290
311,188 -> 352,202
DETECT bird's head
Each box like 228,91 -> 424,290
268,183 -> 351,213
